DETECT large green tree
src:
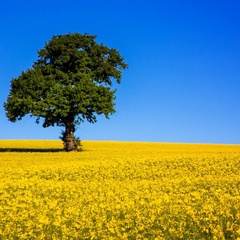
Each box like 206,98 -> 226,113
4,33 -> 128,151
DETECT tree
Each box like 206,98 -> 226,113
4,33 -> 128,151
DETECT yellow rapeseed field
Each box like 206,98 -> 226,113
0,140 -> 240,239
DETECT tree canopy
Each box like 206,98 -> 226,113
4,33 -> 128,151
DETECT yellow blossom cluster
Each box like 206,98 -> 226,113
0,140 -> 240,239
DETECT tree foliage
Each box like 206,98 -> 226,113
4,33 -> 128,151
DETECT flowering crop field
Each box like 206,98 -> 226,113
0,140 -> 240,239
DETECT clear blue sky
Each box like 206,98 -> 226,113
1,0 -> 240,143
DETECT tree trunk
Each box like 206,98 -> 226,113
63,122 -> 77,152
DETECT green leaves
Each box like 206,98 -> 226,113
4,32 -> 127,135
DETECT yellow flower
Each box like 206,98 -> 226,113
0,140 -> 240,239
